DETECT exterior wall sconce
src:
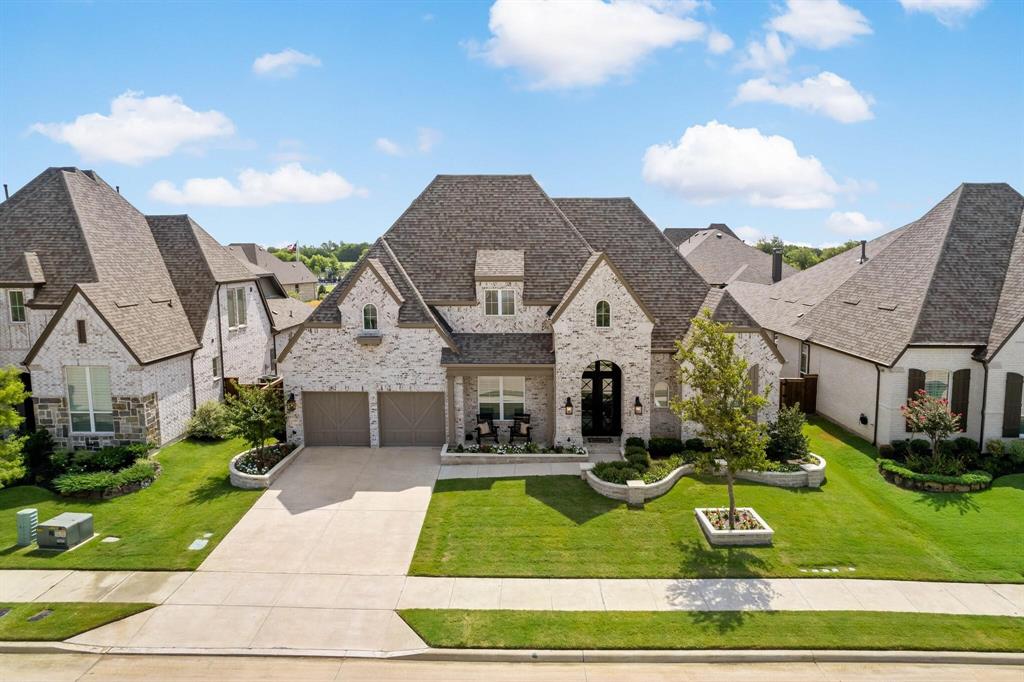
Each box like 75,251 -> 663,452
634,396 -> 643,416
859,413 -> 868,425
286,392 -> 297,412
564,397 -> 573,415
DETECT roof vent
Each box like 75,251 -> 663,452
715,232 -> 723,239
858,239 -> 868,264
878,303 -> 898,311
842,298 -> 861,306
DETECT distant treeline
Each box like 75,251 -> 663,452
268,241 -> 371,280
753,237 -> 861,270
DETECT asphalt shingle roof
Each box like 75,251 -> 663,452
228,243 -> 318,286
677,229 -> 796,286
664,223 -> 737,247
441,333 -> 554,365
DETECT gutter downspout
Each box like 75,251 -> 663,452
215,285 -> 226,401
873,364 -> 881,446
189,350 -> 197,412
978,360 -> 989,446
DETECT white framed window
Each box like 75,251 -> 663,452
8,290 -> 25,323
362,304 -> 378,330
484,289 -> 515,316
924,370 -> 949,399
800,342 -> 810,375
65,366 -> 113,433
478,376 -> 525,420
654,382 -> 669,408
596,300 -> 610,328
212,356 -> 221,380
226,287 -> 247,329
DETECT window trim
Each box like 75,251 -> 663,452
66,366 -> 113,434
478,376 -> 525,420
362,304 -> 378,330
800,342 -> 810,375
227,286 -> 247,330
484,289 -> 516,317
596,300 -> 611,328
653,382 -> 669,408
212,356 -> 221,381
8,290 -> 26,323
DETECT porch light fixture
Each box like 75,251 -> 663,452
564,397 -> 573,415
634,396 -> 643,416
286,392 -> 297,412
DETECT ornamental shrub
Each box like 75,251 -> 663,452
765,404 -> 809,461
186,401 -> 229,440
648,437 -> 684,459
52,458 -> 158,495
22,429 -> 56,483
684,437 -> 707,452
624,436 -> 646,449
624,448 -> 651,470
877,458 -> 991,488
890,440 -> 911,461
592,460 -> 643,485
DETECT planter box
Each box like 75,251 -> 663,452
229,445 -> 304,489
440,443 -> 588,465
695,507 -> 774,546
735,453 -> 826,488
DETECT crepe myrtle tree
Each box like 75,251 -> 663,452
900,389 -> 961,459
225,384 -> 285,456
671,311 -> 770,530
0,366 -> 28,488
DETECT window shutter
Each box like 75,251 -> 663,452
1003,372 -> 1023,438
906,369 -> 925,430
950,369 -> 970,432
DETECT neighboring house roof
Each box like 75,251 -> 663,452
265,296 -> 312,332
664,223 -> 737,247
4,168 -> 198,364
677,228 -> 796,286
228,243 -> 318,286
441,333 -> 554,365
729,183 -> 1024,365
552,198 -> 710,351
149,215 -> 256,341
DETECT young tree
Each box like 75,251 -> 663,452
672,311 -> 770,529
0,366 -> 29,487
225,385 -> 286,455
900,389 -> 960,458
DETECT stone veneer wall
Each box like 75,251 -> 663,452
552,260 -> 653,446
34,392 -> 160,449
281,267 -> 448,447
435,280 -> 551,334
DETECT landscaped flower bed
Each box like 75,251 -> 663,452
695,506 -> 774,546
877,458 -> 992,493
449,442 -> 587,456
229,443 -> 302,489
441,442 -> 588,465
700,507 -> 764,531
48,443 -> 160,500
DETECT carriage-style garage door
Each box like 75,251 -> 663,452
302,391 -> 370,446
378,391 -> 445,446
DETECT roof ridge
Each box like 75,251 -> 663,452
57,169 -> 100,287
530,178 -> 596,255
379,236 -> 458,350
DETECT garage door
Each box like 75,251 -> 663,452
378,392 -> 445,446
302,392 -> 370,446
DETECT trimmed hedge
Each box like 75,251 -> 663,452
624,436 -> 646,449
648,437 -> 684,459
53,459 -> 159,497
592,461 -> 644,485
877,458 -> 991,493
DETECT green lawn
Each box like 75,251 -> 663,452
410,419 -> 1024,581
0,438 -> 261,570
0,602 -> 153,641
400,609 -> 1024,652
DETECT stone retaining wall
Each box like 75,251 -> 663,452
229,445 -> 304,489
878,466 -> 990,493
736,454 -> 825,488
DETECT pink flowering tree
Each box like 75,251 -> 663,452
900,389 -> 961,457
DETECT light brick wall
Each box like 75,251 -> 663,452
0,287 -> 52,368
141,352 -> 193,444
458,373 -> 552,445
435,280 -> 551,333
650,352 -> 680,439
552,260 -> 653,446
280,267 -> 448,446
982,322 -> 1024,445
735,331 -> 781,424
290,282 -> 318,302
808,343 -> 877,443
220,282 -> 274,383
774,333 -> 803,378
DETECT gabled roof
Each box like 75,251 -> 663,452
553,198 -> 711,350
729,183 -> 1024,365
228,243 -> 318,286
4,168 -> 198,364
0,251 -> 45,286
677,228 -> 796,286
664,223 -> 737,247
149,215 -> 257,341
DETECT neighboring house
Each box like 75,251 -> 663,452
664,223 -> 737,247
228,243 -> 319,301
674,227 -> 797,286
729,183 -> 1024,447
0,167 -> 294,449
279,175 -> 781,449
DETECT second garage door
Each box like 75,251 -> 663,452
378,392 -> 445,446
302,391 -> 370,446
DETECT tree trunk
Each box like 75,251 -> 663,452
726,470 -> 736,530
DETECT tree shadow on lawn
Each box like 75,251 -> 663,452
187,474 -> 243,505
912,490 -> 981,515
435,476 -> 617,525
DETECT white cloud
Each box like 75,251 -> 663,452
738,32 -> 794,75
417,127 -> 443,153
825,210 -> 884,236
735,71 -> 874,123
30,91 -> 234,165
252,48 -> 322,77
149,163 -> 363,207
375,137 -> 404,156
768,0 -> 872,50
734,225 -> 766,243
469,0 -> 706,89
899,0 -> 986,27
642,120 -> 840,209
707,30 -> 734,54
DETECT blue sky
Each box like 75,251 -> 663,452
2,0 -> 1022,247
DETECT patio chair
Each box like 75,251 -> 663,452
510,414 -> 532,444
474,414 -> 498,445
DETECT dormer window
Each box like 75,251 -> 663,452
362,304 -> 378,330
596,300 -> 610,327
485,289 -> 515,316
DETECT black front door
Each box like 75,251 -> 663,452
581,361 -> 621,437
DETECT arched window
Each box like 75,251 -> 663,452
654,382 -> 669,408
596,300 -> 610,327
362,304 -> 378,330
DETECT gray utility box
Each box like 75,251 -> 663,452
37,512 -> 94,551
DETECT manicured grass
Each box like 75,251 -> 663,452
0,438 -> 261,570
0,602 -> 153,641
400,609 -> 1024,651
410,419 -> 1024,581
